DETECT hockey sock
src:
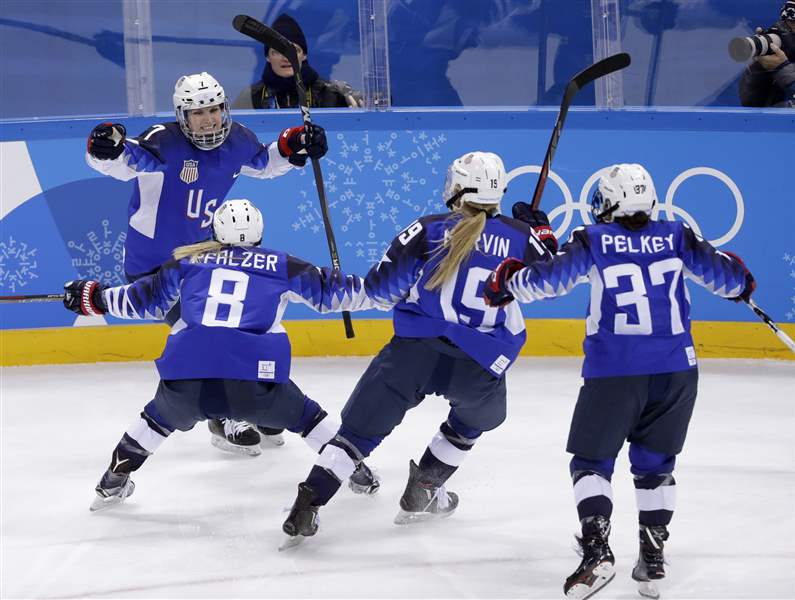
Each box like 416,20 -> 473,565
570,456 -> 616,521
419,415 -> 482,484
109,406 -> 173,474
307,436 -> 362,505
629,444 -> 677,526
287,398 -> 337,453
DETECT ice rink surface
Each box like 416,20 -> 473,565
2,357 -> 793,599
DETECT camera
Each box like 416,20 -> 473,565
729,28 -> 783,62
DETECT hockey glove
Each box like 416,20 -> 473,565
278,123 -> 328,167
87,122 -> 126,160
723,251 -> 756,303
512,202 -> 558,254
483,258 -> 526,308
63,280 -> 107,316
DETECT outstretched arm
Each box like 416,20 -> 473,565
679,223 -> 750,299
103,261 -> 182,320
362,219 -> 426,309
285,256 -> 377,314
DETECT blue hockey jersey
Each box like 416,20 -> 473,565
363,213 -> 552,378
102,246 -> 377,382
86,122 -> 293,278
507,220 -> 748,377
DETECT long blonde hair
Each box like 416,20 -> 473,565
172,240 -> 224,262
424,203 -> 491,291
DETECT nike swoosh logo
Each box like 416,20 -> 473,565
233,170 -> 241,178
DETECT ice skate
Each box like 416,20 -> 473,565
564,516 -> 615,599
208,419 -> 261,456
632,525 -> 669,599
256,425 -> 285,448
280,483 -> 320,550
90,470 -> 135,512
348,461 -> 380,495
394,460 -> 458,525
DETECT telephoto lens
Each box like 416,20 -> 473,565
729,31 -> 783,62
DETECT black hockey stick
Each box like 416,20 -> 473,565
744,299 -> 795,354
233,14 -> 355,339
0,293 -> 64,304
530,52 -> 631,210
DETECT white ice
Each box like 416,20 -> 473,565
2,357 -> 794,599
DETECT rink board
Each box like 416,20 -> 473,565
1,108 -> 794,363
2,318 -> 793,366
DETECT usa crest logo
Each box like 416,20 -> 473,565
180,160 -> 199,184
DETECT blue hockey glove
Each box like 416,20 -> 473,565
87,122 -> 126,160
512,202 -> 558,254
63,280 -> 107,316
723,251 -> 756,302
278,123 -> 328,167
483,258 -> 525,308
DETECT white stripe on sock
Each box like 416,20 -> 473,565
125,417 -> 168,453
304,414 -> 338,454
573,473 -> 614,505
635,484 -> 677,512
316,443 -> 356,482
428,430 -> 469,467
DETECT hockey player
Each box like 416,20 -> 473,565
280,151 -> 556,544
483,164 -> 756,599
86,72 -> 328,454
61,199 -> 380,512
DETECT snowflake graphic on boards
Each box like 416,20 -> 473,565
0,237 -> 39,292
67,220 -> 126,286
784,252 -> 795,321
292,130 -> 450,266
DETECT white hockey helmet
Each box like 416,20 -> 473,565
173,72 -> 231,150
212,199 -> 263,246
591,163 -> 657,223
443,151 -> 507,212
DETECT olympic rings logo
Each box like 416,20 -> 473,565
506,166 -> 745,247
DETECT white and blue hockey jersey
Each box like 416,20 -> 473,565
506,220 -> 748,377
86,122 -> 293,278
363,213 -> 552,378
101,246 -> 377,382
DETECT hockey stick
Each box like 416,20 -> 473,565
744,299 -> 795,354
530,52 -> 631,210
233,14 -> 355,339
0,294 -> 64,304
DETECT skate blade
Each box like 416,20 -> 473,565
349,479 -> 380,496
393,507 -> 456,525
565,564 -> 615,599
90,493 -> 128,512
210,436 -> 262,457
278,535 -> 307,551
637,581 -> 660,599
261,433 -> 285,448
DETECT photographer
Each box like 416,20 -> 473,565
739,1 -> 795,107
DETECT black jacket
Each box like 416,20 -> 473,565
739,20 -> 795,107
233,78 -> 350,109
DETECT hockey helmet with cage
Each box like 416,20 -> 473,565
591,163 -> 657,223
443,151 -> 507,212
173,72 -> 232,150
212,199 -> 263,246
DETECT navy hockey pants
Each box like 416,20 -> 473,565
567,368 -> 699,461
151,378 -> 311,432
340,336 -> 507,441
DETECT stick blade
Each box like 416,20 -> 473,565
573,52 -> 631,90
232,14 -> 297,64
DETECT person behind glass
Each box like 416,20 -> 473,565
61,199 -> 380,512
484,164 -> 756,600
85,72 -> 328,455
739,1 -> 795,107
280,151 -> 557,544
233,13 -> 363,109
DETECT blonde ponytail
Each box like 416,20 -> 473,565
172,239 -> 224,262
424,204 -> 489,291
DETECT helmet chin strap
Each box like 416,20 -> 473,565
445,187 -> 478,209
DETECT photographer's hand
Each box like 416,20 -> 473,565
757,44 -> 788,70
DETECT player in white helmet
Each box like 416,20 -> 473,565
62,199 -> 380,513
279,151 -> 555,547
484,163 -> 756,599
84,72 -> 329,454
